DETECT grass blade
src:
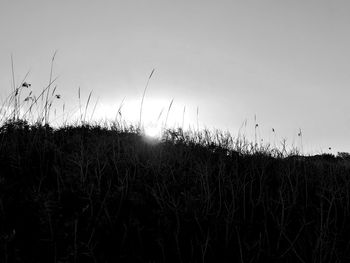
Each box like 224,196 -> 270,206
139,68 -> 155,128
83,90 -> 93,123
164,98 -> 174,129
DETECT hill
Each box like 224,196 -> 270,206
0,119 -> 350,262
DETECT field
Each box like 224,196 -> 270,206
1,74 -> 350,262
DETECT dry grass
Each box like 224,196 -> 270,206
0,58 -> 350,262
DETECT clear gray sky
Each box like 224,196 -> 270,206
1,0 -> 350,154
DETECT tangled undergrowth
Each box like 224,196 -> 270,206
0,119 -> 350,262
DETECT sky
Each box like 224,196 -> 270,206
1,0 -> 350,154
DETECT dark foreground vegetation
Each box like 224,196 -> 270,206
0,119 -> 350,263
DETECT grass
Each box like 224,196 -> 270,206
1,60 -> 350,262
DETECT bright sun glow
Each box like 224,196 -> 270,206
120,98 -> 190,128
144,123 -> 162,138
91,97 -> 198,132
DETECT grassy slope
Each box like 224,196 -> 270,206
0,120 -> 350,262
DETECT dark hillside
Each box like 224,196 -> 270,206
0,120 -> 350,262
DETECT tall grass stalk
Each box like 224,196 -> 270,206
115,96 -> 125,123
139,68 -> 155,129
157,107 -> 164,123
78,87 -> 82,121
44,50 -> 57,124
9,70 -> 31,121
23,77 -> 58,120
298,128 -> 304,154
11,54 -> 16,120
82,90 -> 93,124
182,106 -> 186,130
164,98 -> 174,129
254,114 -> 259,152
89,96 -> 99,123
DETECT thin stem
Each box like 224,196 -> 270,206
139,68 -> 155,129
11,54 -> 16,120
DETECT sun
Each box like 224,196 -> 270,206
144,122 -> 162,138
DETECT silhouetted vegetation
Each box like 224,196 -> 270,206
1,61 -> 350,262
0,118 -> 350,263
